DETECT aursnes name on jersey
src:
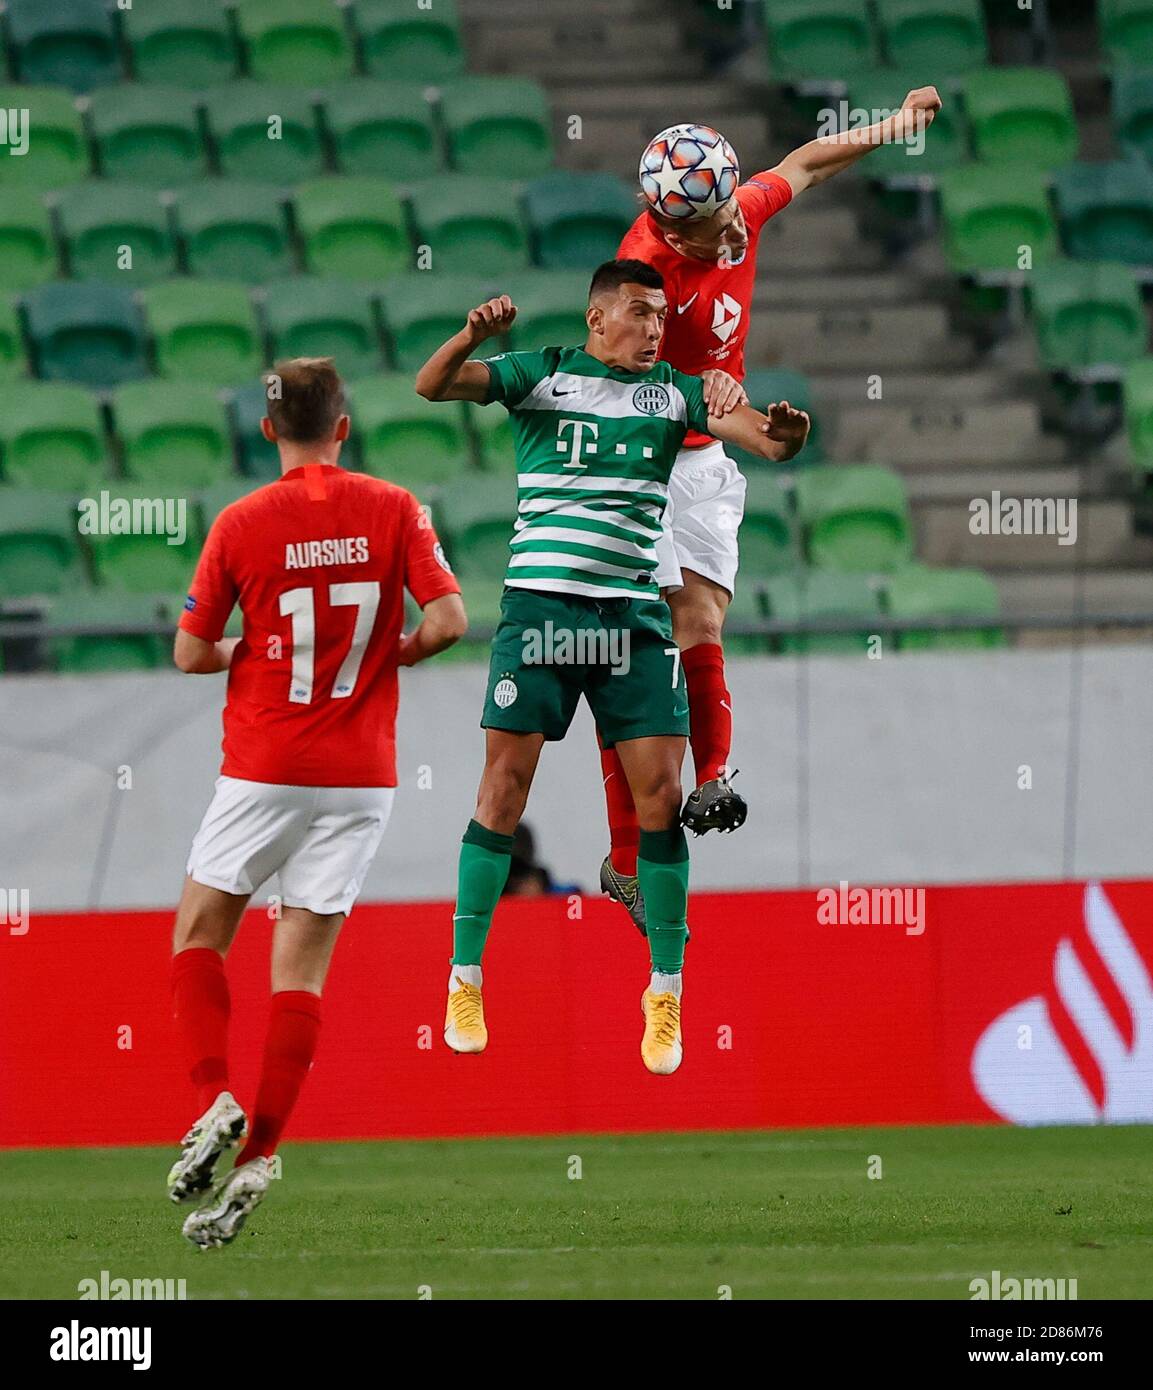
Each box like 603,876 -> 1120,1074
285,537 -> 371,569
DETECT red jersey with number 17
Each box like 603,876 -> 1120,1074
617,169 -> 793,448
179,464 -> 460,789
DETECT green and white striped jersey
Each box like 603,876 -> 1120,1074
482,345 -> 710,600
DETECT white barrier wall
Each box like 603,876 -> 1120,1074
2,645 -> 1151,912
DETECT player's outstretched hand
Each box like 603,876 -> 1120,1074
900,86 -> 942,131
702,369 -> 749,417
466,295 -> 517,343
761,401 -> 811,447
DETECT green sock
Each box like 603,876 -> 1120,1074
451,819 -> 514,966
637,826 -> 690,974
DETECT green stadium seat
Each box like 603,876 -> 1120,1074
50,591 -> 171,672
26,283 -> 148,387
937,164 -> 1058,274
323,80 -> 439,179
961,68 -> 1078,169
144,280 -> 264,386
356,0 -> 465,81
1053,162 -> 1153,265
0,199 -> 56,293
507,272 -> 591,352
56,182 -> 176,284
296,177 -> 410,279
207,83 -> 325,183
124,0 -> 240,86
351,376 -> 471,486
200,477 -> 263,529
847,70 -> 968,178
0,297 -> 25,382
875,0 -> 987,72
1101,0 -> 1153,67
524,172 -> 638,270
85,484 -> 201,593
797,465 -> 913,573
176,181 -> 293,283
467,400 -> 515,471
439,78 -> 554,178
113,382 -> 232,491
235,0 -> 355,83
264,277 -> 382,381
0,383 -> 106,491
1030,261 -> 1147,375
738,474 -> 799,576
0,86 -> 88,190
762,0 -> 878,80
6,0 -> 120,92
231,382 -> 281,481
1113,71 -> 1153,164
448,576 -> 505,639
408,178 -> 530,274
380,273 -> 503,372
764,571 -> 883,655
1123,357 -> 1153,474
724,580 -> 772,656
435,474 -> 519,577
885,565 -> 1004,649
741,367 -> 826,464
88,85 -> 208,186
0,489 -> 85,597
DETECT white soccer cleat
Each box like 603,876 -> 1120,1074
166,1090 -> 248,1205
641,988 -> 683,1075
182,1157 -> 272,1250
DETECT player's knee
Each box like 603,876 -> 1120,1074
671,596 -> 726,649
633,773 -> 684,828
477,765 -> 531,829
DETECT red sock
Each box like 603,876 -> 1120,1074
236,991 -> 322,1165
171,948 -> 231,1114
682,642 -> 732,787
598,734 -> 639,876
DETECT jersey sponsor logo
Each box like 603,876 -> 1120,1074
284,536 -> 370,570
433,542 -> 453,574
712,293 -> 742,344
493,676 -> 518,709
676,292 -> 699,315
632,384 -> 671,416
556,418 -> 599,469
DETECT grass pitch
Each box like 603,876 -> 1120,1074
1,1125 -> 1149,1300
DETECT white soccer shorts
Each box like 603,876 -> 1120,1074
653,440 -> 747,596
186,777 -> 395,917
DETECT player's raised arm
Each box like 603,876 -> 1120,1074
771,86 -> 942,197
414,295 -> 518,402
707,400 -> 811,464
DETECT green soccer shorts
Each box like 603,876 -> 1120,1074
480,587 -> 689,747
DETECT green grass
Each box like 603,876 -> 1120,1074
1,1126 -> 1150,1299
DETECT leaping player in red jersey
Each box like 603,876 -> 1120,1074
166,358 -> 465,1248
599,88 -> 943,932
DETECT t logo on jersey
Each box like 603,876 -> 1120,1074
556,418 -> 599,469
712,293 -> 742,344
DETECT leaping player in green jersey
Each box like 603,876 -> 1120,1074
415,258 -> 809,1074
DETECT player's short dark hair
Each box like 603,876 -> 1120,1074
588,258 -> 665,302
264,357 -> 348,443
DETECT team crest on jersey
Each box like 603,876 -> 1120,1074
493,675 -> 518,709
433,542 -> 453,574
633,384 -> 670,416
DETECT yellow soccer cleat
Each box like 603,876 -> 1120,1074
641,988 -> 683,1075
444,977 -> 488,1054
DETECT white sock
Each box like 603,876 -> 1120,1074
650,971 -> 682,997
449,964 -> 482,992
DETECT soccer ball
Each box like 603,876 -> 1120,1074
639,124 -> 740,221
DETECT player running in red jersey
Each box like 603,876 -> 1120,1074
599,88 -> 943,930
166,358 -> 465,1248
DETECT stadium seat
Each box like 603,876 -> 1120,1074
56,182 -> 176,284
1101,0 -> 1153,68
1053,161 -> 1153,266
112,382 -> 232,491
507,272 -> 592,352
351,377 -> 472,486
356,0 -> 465,80
875,0 -> 987,72
0,489 -> 85,597
885,565 -> 1004,650
0,86 -> 88,190
439,78 -> 554,178
847,70 -> 969,178
937,164 -> 1059,273
380,274 -> 504,373
323,80 -> 440,179
0,199 -> 56,293
143,280 -> 264,386
1123,357 -> 1153,474
467,401 -> 516,472
235,0 -> 355,83
724,581 -> 772,656
124,0 -> 240,86
0,297 -> 25,382
961,68 -> 1078,169
407,178 -> 530,274
25,283 -> 148,388
796,465 -> 913,572
435,474 -> 519,577
5,0 -> 120,92
295,177 -> 410,279
176,182 -> 293,283
207,83 -> 326,183
263,277 -> 383,381
741,368 -> 827,464
1029,261 -> 1147,374
1113,71 -> 1153,164
524,172 -> 638,270
50,591 -> 171,672
231,382 -> 282,481
0,383 -> 106,492
764,571 -> 883,654
200,478 -> 263,529
736,474 -> 799,576
761,0 -> 878,80
85,485 -> 201,593
88,85 -> 208,186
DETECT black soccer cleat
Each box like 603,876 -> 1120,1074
600,855 -> 647,937
681,772 -> 748,836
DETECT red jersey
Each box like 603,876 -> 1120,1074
618,169 -> 793,447
179,464 -> 460,788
